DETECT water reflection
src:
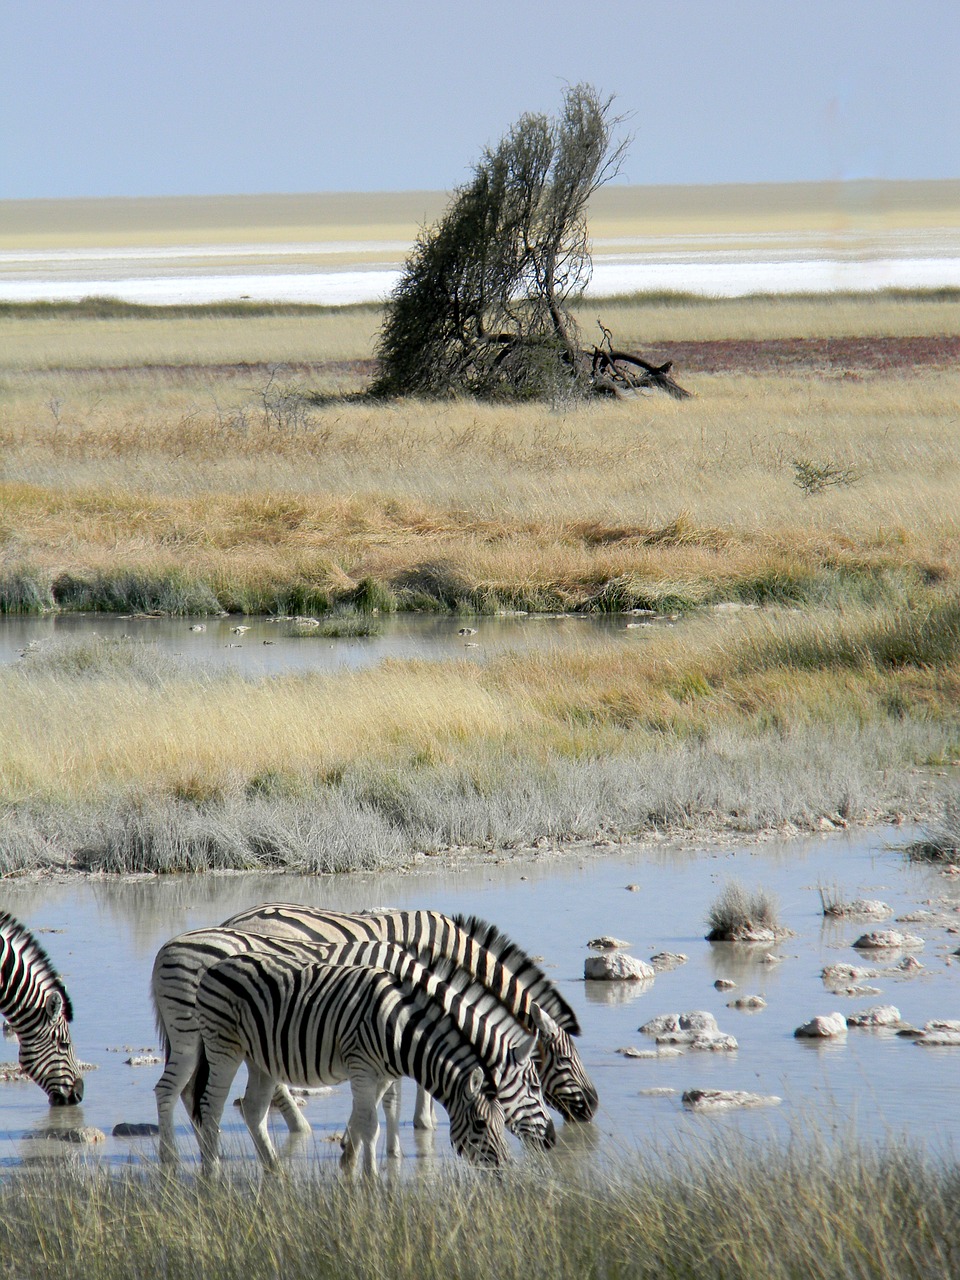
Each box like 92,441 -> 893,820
0,611 -> 664,679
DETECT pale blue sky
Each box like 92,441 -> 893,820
3,0 -> 959,200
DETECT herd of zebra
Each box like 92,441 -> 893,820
1,903 -> 597,1175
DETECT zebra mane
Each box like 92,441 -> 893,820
0,910 -> 74,1021
451,913 -> 581,1036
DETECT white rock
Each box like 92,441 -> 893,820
824,899 -> 891,919
822,963 -> 877,985
916,1031 -> 960,1047
794,1012 -> 848,1039
690,1032 -> 739,1052
638,1087 -> 677,1097
852,930 -> 924,950
728,995 -> 767,1010
682,1089 -> 781,1112
897,956 -> 924,972
714,978 -> 737,991
679,1010 -> 718,1032
586,936 -> 632,951
639,1013 -> 681,1036
845,1005 -> 901,1027
924,1019 -> 960,1033
584,952 -> 655,982
649,952 -> 688,971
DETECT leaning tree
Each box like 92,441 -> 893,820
372,84 -> 690,401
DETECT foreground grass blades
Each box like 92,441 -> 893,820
1,1141 -> 958,1280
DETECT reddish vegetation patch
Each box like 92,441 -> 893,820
56,337 -> 959,384
636,336 -> 960,376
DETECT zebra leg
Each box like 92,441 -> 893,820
194,1050 -> 239,1174
413,1086 -> 438,1130
342,1072 -> 386,1179
271,1082 -> 311,1136
154,1041 -> 201,1164
382,1079 -> 402,1158
242,1065 -> 282,1170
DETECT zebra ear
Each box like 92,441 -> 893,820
514,1030 -> 538,1066
466,1066 -> 484,1099
44,989 -> 64,1021
530,1003 -> 560,1041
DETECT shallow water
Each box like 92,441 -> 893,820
1,825 -> 958,1175
1,610 -> 673,677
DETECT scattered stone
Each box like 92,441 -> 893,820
794,1012 -> 848,1039
639,1014 -> 681,1036
727,995 -> 767,1011
682,1089 -> 781,1112
584,952 -> 654,982
845,1005 -> 901,1027
649,952 -> 688,972
706,925 -> 778,943
616,1046 -> 659,1059
761,953 -> 784,964
897,956 -> 924,972
625,884 -> 641,892
822,963 -> 877,986
586,936 -> 632,951
823,899 -> 891,919
896,1026 -> 925,1038
679,1011 -> 718,1033
25,1127 -> 106,1145
714,978 -> 736,991
690,1032 -> 739,1052
832,985 -> 883,998
124,1055 -> 163,1067
915,1031 -> 960,1047
897,911 -> 936,923
638,1087 -> 677,1097
113,1123 -> 160,1138
923,1019 -> 960,1033
0,1062 -> 27,1082
853,930 -> 924,951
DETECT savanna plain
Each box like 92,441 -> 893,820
2,186 -> 960,1277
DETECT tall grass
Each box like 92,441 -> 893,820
0,1141 -> 957,1280
0,610 -> 954,873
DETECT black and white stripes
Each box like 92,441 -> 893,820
0,911 -> 83,1106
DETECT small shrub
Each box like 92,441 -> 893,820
792,456 -> 860,497
0,568 -> 53,614
906,789 -> 960,864
707,879 -> 782,940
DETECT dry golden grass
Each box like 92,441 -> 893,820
2,349 -> 960,613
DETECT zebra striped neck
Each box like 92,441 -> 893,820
0,911 -> 73,1025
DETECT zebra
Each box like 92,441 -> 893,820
0,910 -> 84,1105
192,947 -> 516,1176
221,904 -> 599,1125
152,929 -> 555,1161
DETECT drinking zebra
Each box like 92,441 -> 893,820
192,947 -> 515,1175
0,910 -> 84,1105
153,930 -> 554,1162
222,904 -> 598,1124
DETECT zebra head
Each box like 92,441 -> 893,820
530,1005 -> 598,1123
448,1066 -> 510,1168
494,1028 -> 556,1151
16,988 -> 84,1106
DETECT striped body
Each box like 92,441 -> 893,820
0,911 -> 83,1105
152,929 -> 554,1162
193,949 -> 511,1174
223,904 -> 598,1122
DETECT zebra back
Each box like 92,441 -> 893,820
0,910 -> 83,1105
222,904 -> 581,1034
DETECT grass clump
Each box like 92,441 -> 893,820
906,786 -> 960,864
706,878 -> 783,940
